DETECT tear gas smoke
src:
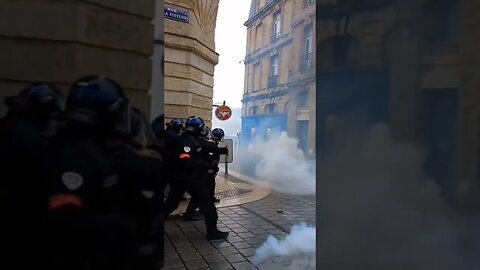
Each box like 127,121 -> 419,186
236,131 -> 316,269
253,223 -> 316,269
237,131 -> 315,195
317,123 -> 480,270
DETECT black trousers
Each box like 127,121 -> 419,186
1,212 -> 49,269
185,174 -> 216,216
164,176 -> 218,233
46,212 -> 138,270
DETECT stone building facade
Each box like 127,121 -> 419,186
150,0 -> 165,120
316,0 -> 480,200
0,0 -> 156,117
163,0 -> 220,127
242,0 -> 316,156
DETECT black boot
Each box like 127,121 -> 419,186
182,212 -> 203,221
206,229 -> 229,241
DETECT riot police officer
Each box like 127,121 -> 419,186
43,75 -> 149,269
165,118 -> 184,141
183,127 -> 227,220
149,114 -> 166,158
110,106 -> 166,269
160,118 -> 186,200
0,83 -> 62,268
163,116 -> 229,241
210,128 -> 227,200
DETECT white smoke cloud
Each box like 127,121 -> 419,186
317,123 -> 478,270
233,132 -> 316,268
238,131 -> 316,195
253,223 -> 316,269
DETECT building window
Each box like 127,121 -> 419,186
272,11 -> 281,42
255,23 -> 262,50
249,106 -> 258,115
266,103 -> 277,114
301,25 -> 314,71
269,54 -> 279,88
253,59 -> 261,89
297,91 -> 309,108
303,0 -> 315,8
421,0 -> 459,47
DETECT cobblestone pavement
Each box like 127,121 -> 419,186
163,172 -> 316,270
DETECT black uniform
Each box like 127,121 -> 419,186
44,124 -> 138,270
163,131 -> 223,236
45,74 -> 167,269
184,138 -> 227,218
105,140 -> 166,269
163,127 -> 182,196
0,113 -> 52,268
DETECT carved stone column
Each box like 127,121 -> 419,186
164,0 -> 220,126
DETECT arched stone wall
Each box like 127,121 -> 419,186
164,0 -> 221,127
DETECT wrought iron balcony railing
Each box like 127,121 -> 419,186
303,0 -> 315,8
271,33 -> 281,43
301,52 -> 313,72
268,75 -> 278,88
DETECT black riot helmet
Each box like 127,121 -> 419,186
201,125 -> 212,139
166,118 -> 184,131
5,83 -> 62,124
212,128 -> 225,141
129,106 -> 156,147
184,116 -> 205,136
64,75 -> 131,136
151,114 -> 165,139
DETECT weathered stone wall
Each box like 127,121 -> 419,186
164,0 -> 220,126
149,0 -> 164,120
0,0 -> 155,116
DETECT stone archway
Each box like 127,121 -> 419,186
164,0 -> 221,126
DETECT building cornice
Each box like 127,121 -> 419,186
244,34 -> 292,64
243,87 -> 289,102
292,13 -> 315,29
244,0 -> 286,27
241,113 -> 287,119
287,77 -> 316,88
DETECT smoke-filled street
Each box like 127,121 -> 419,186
163,171 -> 315,270
163,132 -> 316,269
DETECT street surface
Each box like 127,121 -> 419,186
163,171 -> 316,269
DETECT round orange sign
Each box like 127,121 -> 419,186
215,105 -> 232,121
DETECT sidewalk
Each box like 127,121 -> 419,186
163,171 -> 316,270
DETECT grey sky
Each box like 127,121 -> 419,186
212,1 -> 251,109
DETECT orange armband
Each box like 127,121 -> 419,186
49,194 -> 84,211
179,153 -> 191,159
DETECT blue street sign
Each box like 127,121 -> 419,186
164,6 -> 189,23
